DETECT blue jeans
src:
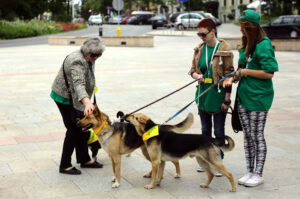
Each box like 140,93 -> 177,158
198,109 -> 226,159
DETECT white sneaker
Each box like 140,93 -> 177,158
238,173 -> 253,185
244,174 -> 264,187
214,170 -> 223,177
197,166 -> 204,172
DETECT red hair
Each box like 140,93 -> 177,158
197,18 -> 216,32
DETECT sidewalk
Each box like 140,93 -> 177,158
0,35 -> 299,199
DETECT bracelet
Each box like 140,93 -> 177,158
223,100 -> 231,105
238,69 -> 242,79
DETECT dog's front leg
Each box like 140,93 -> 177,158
145,159 -> 160,189
111,155 -> 121,188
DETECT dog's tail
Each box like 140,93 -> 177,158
217,136 -> 235,152
161,113 -> 194,133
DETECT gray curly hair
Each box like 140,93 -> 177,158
81,37 -> 105,55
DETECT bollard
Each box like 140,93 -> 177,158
117,27 -> 121,37
99,26 -> 103,37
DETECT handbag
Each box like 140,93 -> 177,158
231,87 -> 243,133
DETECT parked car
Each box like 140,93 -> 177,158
108,15 -> 122,24
203,13 -> 222,26
73,17 -> 85,23
121,16 -> 130,24
175,13 -> 205,30
150,15 -> 168,29
169,12 -> 185,27
88,15 -> 102,25
261,15 -> 300,39
127,15 -> 152,25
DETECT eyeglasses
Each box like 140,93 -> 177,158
197,30 -> 211,38
90,53 -> 102,58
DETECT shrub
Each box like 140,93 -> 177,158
0,20 -> 86,39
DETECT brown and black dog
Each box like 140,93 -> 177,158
78,105 -> 191,188
125,112 -> 236,192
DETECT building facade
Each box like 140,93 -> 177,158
204,0 -> 255,22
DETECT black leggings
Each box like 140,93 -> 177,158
55,101 -> 91,170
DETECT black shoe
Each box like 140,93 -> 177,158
81,160 -> 103,168
59,167 -> 81,175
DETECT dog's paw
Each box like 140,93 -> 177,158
112,182 -> 120,188
144,184 -> 154,189
174,173 -> 181,178
111,177 -> 115,182
200,184 -> 209,188
229,187 -> 236,192
143,172 -> 151,178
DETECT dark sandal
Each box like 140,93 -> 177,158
59,167 -> 81,175
81,161 -> 103,168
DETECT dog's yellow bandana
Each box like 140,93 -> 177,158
142,125 -> 159,141
87,121 -> 108,144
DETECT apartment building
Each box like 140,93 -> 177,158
204,0 -> 255,22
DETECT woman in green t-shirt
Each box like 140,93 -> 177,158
189,18 -> 234,176
228,10 -> 278,187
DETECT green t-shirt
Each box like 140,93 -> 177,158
237,37 -> 279,111
196,42 -> 224,112
50,90 -> 71,105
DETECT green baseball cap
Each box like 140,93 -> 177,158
239,9 -> 260,24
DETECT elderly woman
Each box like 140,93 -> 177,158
50,37 -> 105,175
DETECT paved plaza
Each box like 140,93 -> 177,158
0,34 -> 300,199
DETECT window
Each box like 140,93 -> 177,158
295,17 -> 300,23
250,0 -> 253,2
240,0 -> 243,4
232,0 -> 234,5
282,17 -> 294,24
181,14 -> 189,19
224,0 -> 227,6
272,17 -> 282,24
192,14 -> 202,19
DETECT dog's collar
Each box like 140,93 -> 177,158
91,120 -> 108,135
142,125 -> 159,141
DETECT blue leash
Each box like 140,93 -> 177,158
162,72 -> 235,124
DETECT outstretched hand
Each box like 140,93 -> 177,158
82,97 -> 94,116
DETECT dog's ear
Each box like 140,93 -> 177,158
117,111 -> 125,122
116,111 -> 124,118
145,119 -> 156,131
93,105 -> 101,117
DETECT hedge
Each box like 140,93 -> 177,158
0,20 -> 87,39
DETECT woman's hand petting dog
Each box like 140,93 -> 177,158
82,97 -> 95,116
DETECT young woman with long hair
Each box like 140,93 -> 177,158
227,9 -> 279,187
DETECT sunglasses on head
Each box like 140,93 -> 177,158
90,53 -> 102,58
197,30 -> 211,38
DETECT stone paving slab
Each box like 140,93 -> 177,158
0,35 -> 300,198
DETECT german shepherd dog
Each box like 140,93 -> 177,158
78,105 -> 187,188
125,113 -> 236,192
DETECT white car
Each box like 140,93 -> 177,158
88,15 -> 102,25
175,13 -> 204,30
108,16 -> 122,24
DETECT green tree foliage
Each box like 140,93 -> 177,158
0,0 -> 48,21
182,0 -> 204,12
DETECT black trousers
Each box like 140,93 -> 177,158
55,101 -> 91,170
